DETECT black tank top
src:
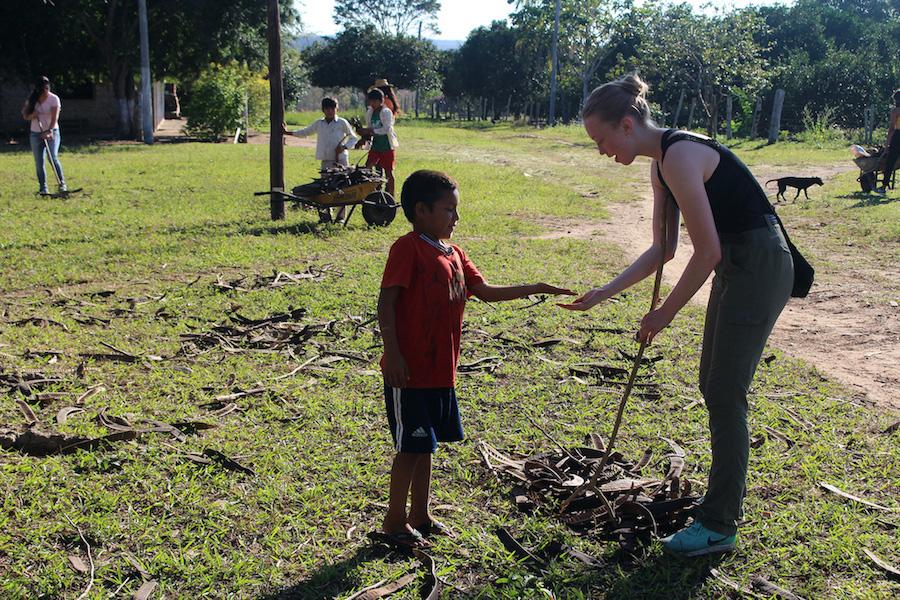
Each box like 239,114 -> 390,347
659,129 -> 773,234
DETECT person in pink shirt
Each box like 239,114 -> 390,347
21,76 -> 67,195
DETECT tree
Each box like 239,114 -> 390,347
333,0 -> 441,36
304,27 -> 441,92
634,4 -> 770,137
0,0 -> 300,138
511,0 -> 632,108
446,21 -> 538,118
753,0 -> 900,129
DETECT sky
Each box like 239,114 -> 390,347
295,0 -> 794,41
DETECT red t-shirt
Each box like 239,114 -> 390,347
380,232 -> 485,388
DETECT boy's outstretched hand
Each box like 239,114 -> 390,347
382,350 -> 410,388
534,283 -> 576,296
558,287 -> 609,311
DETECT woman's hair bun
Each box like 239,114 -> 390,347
619,74 -> 649,99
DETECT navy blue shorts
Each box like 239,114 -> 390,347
384,386 -> 464,453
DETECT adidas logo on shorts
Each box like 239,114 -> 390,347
411,427 -> 429,438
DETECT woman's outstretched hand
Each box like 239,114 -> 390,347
558,287 -> 608,311
637,308 -> 674,344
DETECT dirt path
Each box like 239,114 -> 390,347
538,163 -> 900,413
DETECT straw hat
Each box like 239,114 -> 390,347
367,78 -> 392,92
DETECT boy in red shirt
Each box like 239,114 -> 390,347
378,170 -> 573,548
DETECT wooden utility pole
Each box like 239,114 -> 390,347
137,0 -> 153,144
725,95 -> 733,139
548,0 -> 561,126
672,88 -> 685,128
267,0 -> 285,220
687,97 -> 696,130
768,88 -> 785,144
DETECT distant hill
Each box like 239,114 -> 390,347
291,33 -> 462,52
430,39 -> 463,51
293,34 -> 323,50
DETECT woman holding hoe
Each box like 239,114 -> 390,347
561,74 -> 794,557
21,76 -> 68,195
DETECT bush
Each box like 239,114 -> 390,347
185,62 -> 268,140
796,105 -> 848,145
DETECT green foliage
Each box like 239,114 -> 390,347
445,21 -> 535,115
184,63 -> 268,140
282,47 -> 310,106
303,26 -> 441,92
511,0 -> 632,106
633,5 -> 769,137
755,0 -> 900,129
333,0 -> 441,36
797,105 -> 847,144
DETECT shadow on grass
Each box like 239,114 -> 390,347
240,218 -> 368,238
592,551 -> 723,599
2,134 -> 213,155
259,543 -> 407,600
841,192 -> 899,208
520,548 -> 723,599
262,543 -> 723,599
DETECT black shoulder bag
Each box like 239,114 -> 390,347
771,211 -> 814,298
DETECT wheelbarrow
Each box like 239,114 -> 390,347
256,165 -> 398,227
852,146 -> 895,192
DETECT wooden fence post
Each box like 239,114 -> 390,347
725,95 -> 733,139
750,96 -> 762,139
864,105 -> 874,144
768,88 -> 785,144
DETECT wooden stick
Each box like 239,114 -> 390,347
561,192 -> 669,512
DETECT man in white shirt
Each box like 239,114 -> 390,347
283,97 -> 360,222
285,97 -> 359,170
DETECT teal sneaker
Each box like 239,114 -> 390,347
661,521 -> 736,557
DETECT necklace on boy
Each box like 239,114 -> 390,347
418,233 -> 453,255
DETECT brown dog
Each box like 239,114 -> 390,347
766,176 -> 824,201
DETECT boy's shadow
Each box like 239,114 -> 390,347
258,543 -> 410,600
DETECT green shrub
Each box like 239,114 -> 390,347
796,105 -> 848,145
185,62 -> 269,140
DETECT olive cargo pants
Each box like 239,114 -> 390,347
693,215 -> 794,536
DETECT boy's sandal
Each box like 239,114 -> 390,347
414,519 -> 455,538
369,528 -> 431,550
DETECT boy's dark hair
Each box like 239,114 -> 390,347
894,88 -> 900,106
367,88 -> 385,102
321,97 -> 338,110
400,170 -> 457,223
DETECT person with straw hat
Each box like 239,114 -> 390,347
368,78 -> 400,115
356,87 -> 400,197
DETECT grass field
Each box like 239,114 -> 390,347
0,119 -> 898,598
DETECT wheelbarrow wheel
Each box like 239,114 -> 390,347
362,190 -> 396,227
859,171 -> 876,193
